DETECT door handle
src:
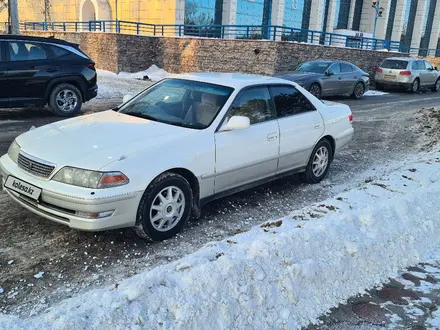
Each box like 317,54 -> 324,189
338,77 -> 342,80
267,133 -> 278,142
314,122 -> 322,129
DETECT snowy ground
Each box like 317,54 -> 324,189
3,133 -> 440,329
2,69 -> 440,327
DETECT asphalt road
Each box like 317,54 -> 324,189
1,89 -> 440,317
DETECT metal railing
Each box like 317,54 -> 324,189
13,20 -> 440,56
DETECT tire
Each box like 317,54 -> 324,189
48,83 -> 82,117
410,79 -> 420,93
375,83 -> 383,91
300,139 -> 333,184
134,172 -> 193,241
431,78 -> 440,92
309,83 -> 322,99
352,82 -> 365,99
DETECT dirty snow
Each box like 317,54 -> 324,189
364,90 -> 389,96
2,149 -> 440,329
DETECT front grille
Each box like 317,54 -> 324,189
18,152 -> 56,178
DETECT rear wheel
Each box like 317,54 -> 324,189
48,83 -> 82,117
375,83 -> 383,91
352,82 -> 365,99
300,139 -> 332,184
410,79 -> 420,93
432,78 -> 440,92
134,173 -> 193,241
309,83 -> 322,99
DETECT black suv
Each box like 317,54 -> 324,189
0,35 -> 97,117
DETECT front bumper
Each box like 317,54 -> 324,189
0,155 -> 142,231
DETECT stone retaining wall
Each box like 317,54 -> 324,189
24,31 -> 408,80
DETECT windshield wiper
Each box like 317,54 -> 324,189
123,112 -> 160,122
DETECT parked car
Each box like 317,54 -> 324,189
0,73 -> 353,241
0,35 -> 97,116
275,60 -> 370,99
375,57 -> 440,92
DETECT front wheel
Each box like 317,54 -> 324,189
134,173 -> 193,241
309,83 -> 322,99
300,139 -> 333,183
48,83 -> 82,117
352,82 -> 365,99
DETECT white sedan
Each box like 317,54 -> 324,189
0,73 -> 353,241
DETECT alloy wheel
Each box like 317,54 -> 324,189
312,146 -> 329,177
149,186 -> 186,232
56,89 -> 78,112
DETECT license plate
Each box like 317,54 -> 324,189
384,75 -> 395,80
5,176 -> 42,200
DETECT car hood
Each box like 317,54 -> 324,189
16,110 -> 195,170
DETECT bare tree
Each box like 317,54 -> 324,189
184,1 -> 214,25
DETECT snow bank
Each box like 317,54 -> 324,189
3,151 -> 440,329
98,64 -> 169,82
364,90 -> 389,96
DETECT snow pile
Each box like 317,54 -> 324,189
364,90 -> 389,96
3,151 -> 440,329
98,64 -> 169,82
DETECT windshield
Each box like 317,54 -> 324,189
380,60 -> 408,70
119,79 -> 234,129
295,62 -> 331,73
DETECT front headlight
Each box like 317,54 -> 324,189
8,140 -> 21,164
53,167 -> 129,189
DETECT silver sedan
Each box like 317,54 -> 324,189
276,60 -> 370,99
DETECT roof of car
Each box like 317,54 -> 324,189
169,72 -> 295,89
383,57 -> 414,61
0,34 -> 76,46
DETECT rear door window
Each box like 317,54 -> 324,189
415,60 -> 425,70
381,60 -> 408,70
341,63 -> 353,73
329,63 -> 341,74
8,42 -> 47,61
270,85 -> 316,117
49,45 -> 70,58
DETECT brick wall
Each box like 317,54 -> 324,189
23,31 -> 408,80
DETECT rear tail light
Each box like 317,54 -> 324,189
349,113 -> 353,124
86,63 -> 96,71
399,71 -> 411,76
376,68 -> 383,73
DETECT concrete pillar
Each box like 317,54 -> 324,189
374,0 -> 390,39
359,0 -> 375,33
271,0 -> 285,40
348,0 -> 357,29
222,0 -> 237,25
390,0 -> 407,41
410,0 -> 428,49
325,0 -> 338,33
308,0 -> 326,30
428,0 -> 440,51
175,0 -> 185,25
222,0 -> 237,38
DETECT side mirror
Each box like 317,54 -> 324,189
435,67 -> 438,71
123,94 -> 133,103
325,70 -> 334,76
223,116 -> 250,131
